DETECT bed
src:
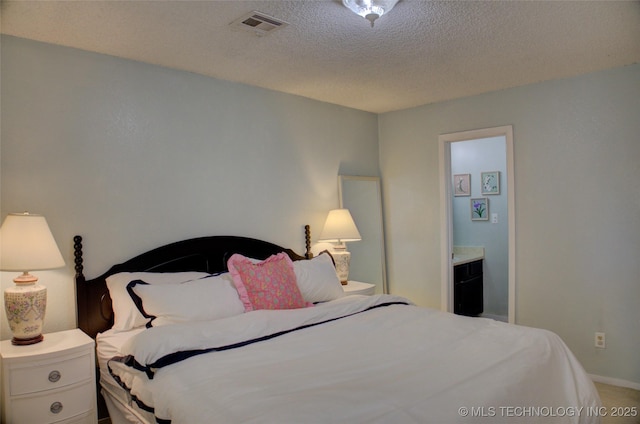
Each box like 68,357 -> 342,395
74,232 -> 601,424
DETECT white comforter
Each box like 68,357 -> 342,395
109,295 -> 601,424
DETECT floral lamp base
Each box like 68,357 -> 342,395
4,281 -> 46,345
332,249 -> 352,285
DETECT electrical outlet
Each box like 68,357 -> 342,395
595,332 -> 606,349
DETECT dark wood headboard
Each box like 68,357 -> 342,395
75,226 -> 313,338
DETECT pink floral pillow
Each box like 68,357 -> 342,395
227,253 -> 310,312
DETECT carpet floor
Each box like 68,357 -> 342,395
596,382 -> 640,424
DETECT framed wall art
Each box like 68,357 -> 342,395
453,174 -> 471,196
471,197 -> 489,221
481,171 -> 500,195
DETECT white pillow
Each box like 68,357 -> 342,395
294,253 -> 344,303
128,273 -> 245,327
106,272 -> 210,331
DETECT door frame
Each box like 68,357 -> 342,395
438,125 -> 516,323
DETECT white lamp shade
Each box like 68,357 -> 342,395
318,209 -> 362,243
0,213 -> 65,271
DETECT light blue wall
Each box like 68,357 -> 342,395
451,137 -> 508,317
0,35 -> 379,337
2,34 -> 638,387
379,64 -> 640,385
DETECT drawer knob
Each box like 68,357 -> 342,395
48,370 -> 61,383
50,401 -> 63,414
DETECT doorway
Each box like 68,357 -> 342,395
438,126 -> 516,323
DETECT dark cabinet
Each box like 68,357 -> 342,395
454,260 -> 483,316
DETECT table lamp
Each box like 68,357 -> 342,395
318,209 -> 361,284
1,212 -> 65,345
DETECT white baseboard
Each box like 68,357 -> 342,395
590,374 -> 640,391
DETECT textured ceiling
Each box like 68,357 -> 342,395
2,1 -> 639,113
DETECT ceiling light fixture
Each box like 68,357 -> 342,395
342,0 -> 400,27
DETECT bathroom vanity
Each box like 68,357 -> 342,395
453,247 -> 484,316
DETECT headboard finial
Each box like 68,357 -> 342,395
304,225 -> 313,259
74,235 -> 84,279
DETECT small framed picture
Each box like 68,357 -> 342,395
481,171 -> 500,195
471,198 -> 489,221
453,174 -> 471,196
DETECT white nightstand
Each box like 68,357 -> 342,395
343,281 -> 376,296
0,329 -> 97,424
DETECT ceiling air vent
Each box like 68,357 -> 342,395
230,11 -> 289,36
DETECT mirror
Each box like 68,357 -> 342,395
338,175 -> 387,294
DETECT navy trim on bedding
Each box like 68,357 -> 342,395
107,359 -> 156,413
126,280 -> 155,328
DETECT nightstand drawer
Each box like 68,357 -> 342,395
10,381 -> 94,424
9,351 -> 92,395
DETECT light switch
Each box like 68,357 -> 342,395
491,213 -> 498,224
